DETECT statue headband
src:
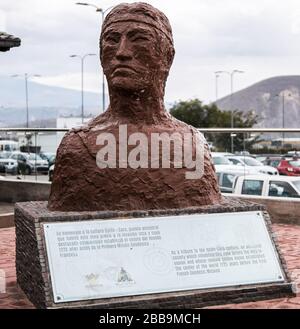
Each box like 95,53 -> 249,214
102,6 -> 174,45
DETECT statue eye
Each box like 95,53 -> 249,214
132,36 -> 149,42
105,34 -> 120,44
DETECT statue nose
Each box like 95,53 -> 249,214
116,37 -> 133,61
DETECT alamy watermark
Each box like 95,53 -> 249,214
0,269 -> 5,294
95,125 -> 205,179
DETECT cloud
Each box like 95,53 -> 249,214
33,72 -> 101,93
2,0 -> 300,104
0,9 -> 6,30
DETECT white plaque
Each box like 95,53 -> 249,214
43,211 -> 284,303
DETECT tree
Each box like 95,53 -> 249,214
170,99 -> 260,152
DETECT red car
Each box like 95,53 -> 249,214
277,159 -> 300,176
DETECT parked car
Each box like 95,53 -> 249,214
212,152 -> 234,157
233,175 -> 300,198
226,156 -> 278,175
49,164 -> 54,181
9,152 -> 49,175
254,155 -> 267,163
285,151 -> 300,158
261,156 -> 283,168
211,153 -> 252,175
215,171 -> 243,193
254,154 -> 283,164
234,151 -> 251,156
277,159 -> 300,176
0,152 -> 18,174
47,154 -> 56,167
0,152 -> 8,173
212,153 -> 233,166
39,152 -> 56,165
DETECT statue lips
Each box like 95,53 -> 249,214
112,65 -> 137,77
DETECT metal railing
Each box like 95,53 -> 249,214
198,128 -> 300,133
0,128 -> 69,132
0,127 -> 300,133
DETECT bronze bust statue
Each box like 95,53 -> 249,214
48,2 -> 222,211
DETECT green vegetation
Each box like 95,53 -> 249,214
169,99 -> 260,152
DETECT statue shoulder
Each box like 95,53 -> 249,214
60,129 -> 81,146
56,128 -> 87,160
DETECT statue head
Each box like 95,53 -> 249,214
100,2 -> 175,96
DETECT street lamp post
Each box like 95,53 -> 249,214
11,73 -> 41,128
214,72 -> 219,102
70,53 -> 96,123
215,70 -> 244,153
76,2 -> 114,113
275,92 -> 291,147
282,94 -> 285,142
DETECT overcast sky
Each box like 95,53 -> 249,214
1,0 -> 300,105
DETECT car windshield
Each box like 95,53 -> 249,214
213,157 -> 231,165
243,157 -> 263,166
292,180 -> 300,192
289,161 -> 300,167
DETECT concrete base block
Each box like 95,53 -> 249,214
15,198 -> 295,309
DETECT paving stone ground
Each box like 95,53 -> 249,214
0,224 -> 299,309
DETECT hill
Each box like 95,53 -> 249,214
215,75 -> 300,130
0,76 -> 106,127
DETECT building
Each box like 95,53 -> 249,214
23,116 -> 94,153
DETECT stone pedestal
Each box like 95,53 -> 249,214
15,198 -> 294,309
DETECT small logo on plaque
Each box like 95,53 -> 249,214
85,273 -> 103,291
116,267 -> 135,286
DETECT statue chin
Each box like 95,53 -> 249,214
110,76 -> 150,94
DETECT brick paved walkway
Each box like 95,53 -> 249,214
0,224 -> 299,309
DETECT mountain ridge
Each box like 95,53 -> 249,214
215,75 -> 300,129
0,76 -> 105,127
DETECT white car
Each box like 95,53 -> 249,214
0,152 -> 18,174
226,156 -> 278,175
216,171 -> 244,193
233,175 -> 300,198
9,152 -> 49,175
211,153 -> 252,175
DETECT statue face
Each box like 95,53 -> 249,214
101,21 -> 163,92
